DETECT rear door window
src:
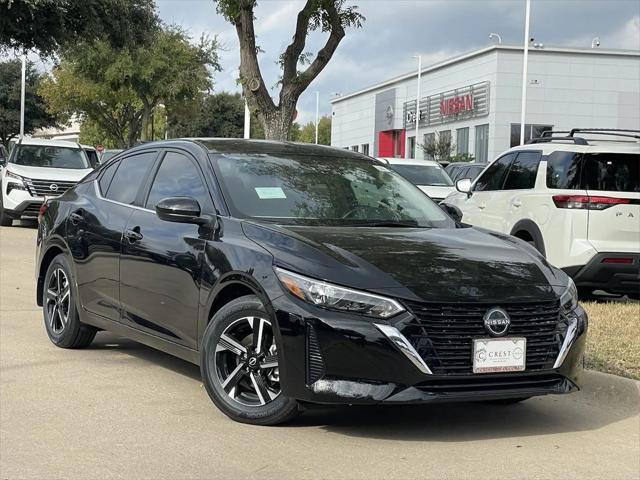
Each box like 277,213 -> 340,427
546,151 -> 583,189
474,153 -> 516,191
105,152 -> 157,204
503,151 -> 542,190
582,153 -> 640,192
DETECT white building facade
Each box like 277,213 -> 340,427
330,45 -> 640,162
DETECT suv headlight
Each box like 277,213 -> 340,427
5,170 -> 25,183
560,277 -> 578,312
275,267 -> 405,319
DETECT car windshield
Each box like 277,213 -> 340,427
212,153 -> 453,228
387,164 -> 453,186
100,150 -> 121,162
11,145 -> 90,169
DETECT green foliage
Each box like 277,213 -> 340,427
421,132 -> 455,163
0,0 -> 159,55
290,116 -> 331,145
449,153 -> 475,163
40,26 -> 219,148
0,59 -> 58,147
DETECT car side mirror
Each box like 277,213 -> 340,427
440,202 -> 463,223
456,178 -> 472,194
156,197 -> 208,225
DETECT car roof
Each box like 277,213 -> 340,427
507,140 -> 640,155
18,137 -> 82,148
378,157 -> 441,166
80,144 -> 96,151
123,138 -> 374,161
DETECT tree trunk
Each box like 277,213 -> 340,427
260,103 -> 296,141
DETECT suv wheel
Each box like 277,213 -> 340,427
43,254 -> 97,348
200,295 -> 300,425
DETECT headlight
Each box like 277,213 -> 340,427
275,267 -> 405,319
5,170 -> 25,182
560,277 -> 578,312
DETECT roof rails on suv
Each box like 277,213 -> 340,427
528,128 -> 640,146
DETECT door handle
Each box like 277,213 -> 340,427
124,228 -> 143,243
512,200 -> 522,208
69,211 -> 84,225
478,204 -> 486,210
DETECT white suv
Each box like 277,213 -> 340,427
378,157 -> 456,202
0,138 -> 94,226
443,129 -> 639,299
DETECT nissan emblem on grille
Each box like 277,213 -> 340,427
483,307 -> 511,336
49,184 -> 59,192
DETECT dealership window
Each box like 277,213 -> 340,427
423,133 -> 435,160
510,124 -> 553,147
407,136 -> 416,159
474,124 -> 489,163
439,130 -> 451,145
456,128 -> 469,155
361,144 -> 370,156
351,145 -> 359,152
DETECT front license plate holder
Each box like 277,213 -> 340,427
472,337 -> 526,373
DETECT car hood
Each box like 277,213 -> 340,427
417,185 -> 456,200
5,163 -> 92,181
242,222 -> 567,303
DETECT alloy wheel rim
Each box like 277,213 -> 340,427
213,316 -> 281,407
46,268 -> 70,335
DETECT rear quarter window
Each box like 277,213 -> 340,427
546,151 -> 582,189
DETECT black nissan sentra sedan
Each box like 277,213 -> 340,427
36,139 -> 587,425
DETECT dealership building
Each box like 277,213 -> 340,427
330,45 -> 640,162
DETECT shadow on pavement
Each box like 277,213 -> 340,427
87,332 -> 639,443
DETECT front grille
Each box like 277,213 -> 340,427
416,373 -> 565,394
403,300 -> 563,375
20,203 -> 42,217
24,178 -> 77,197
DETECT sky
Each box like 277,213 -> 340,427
156,0 -> 640,124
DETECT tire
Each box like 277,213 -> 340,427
0,191 -> 13,227
200,295 -> 300,425
43,254 -> 96,348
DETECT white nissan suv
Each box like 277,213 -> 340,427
378,157 -> 456,202
443,129 -> 639,299
0,138 -> 94,226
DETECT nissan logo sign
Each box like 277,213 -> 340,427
49,184 -> 59,192
483,307 -> 511,336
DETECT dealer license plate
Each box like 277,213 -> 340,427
472,337 -> 526,373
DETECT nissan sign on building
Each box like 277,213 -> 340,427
330,44 -> 640,162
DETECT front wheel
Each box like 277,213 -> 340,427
43,254 -> 96,348
200,295 -> 299,425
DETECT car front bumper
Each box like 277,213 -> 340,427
273,295 -> 587,405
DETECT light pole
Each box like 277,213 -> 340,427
19,54 -> 26,139
244,99 -> 251,139
412,55 -> 422,159
315,91 -> 319,144
519,0 -> 531,145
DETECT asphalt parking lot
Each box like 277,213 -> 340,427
1,224 -> 639,480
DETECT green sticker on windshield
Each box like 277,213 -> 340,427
255,187 -> 286,199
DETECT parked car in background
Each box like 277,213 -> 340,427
443,129 -> 640,299
446,162 -> 487,183
378,157 -> 456,202
99,149 -> 123,163
0,138 -> 94,226
82,145 -> 100,169
37,138 -> 586,425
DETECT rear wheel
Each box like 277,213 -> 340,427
43,254 -> 96,348
200,295 -> 299,425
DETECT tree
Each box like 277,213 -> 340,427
214,0 -> 364,140
0,59 -> 58,147
40,26 -> 219,148
0,0 -> 159,55
292,116 -> 331,145
421,132 -> 455,163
